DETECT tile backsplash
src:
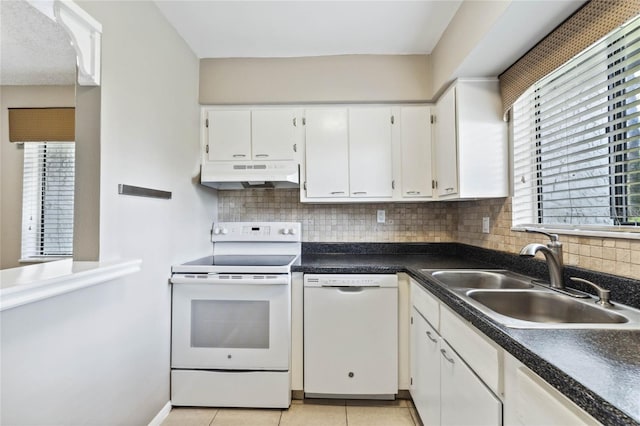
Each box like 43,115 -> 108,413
457,198 -> 640,281
217,190 -> 640,280
218,189 -> 457,242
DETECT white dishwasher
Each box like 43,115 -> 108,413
303,274 -> 398,399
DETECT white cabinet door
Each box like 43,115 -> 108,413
206,110 -> 252,161
504,354 -> 600,426
440,340 -> 502,426
410,309 -> 441,426
348,108 -> 393,198
456,81 -> 508,198
434,87 -> 458,197
400,106 -> 433,198
303,109 -> 350,198
251,109 -> 296,161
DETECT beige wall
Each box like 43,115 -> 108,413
200,55 -> 432,104
0,85 -> 75,269
430,1 -> 510,96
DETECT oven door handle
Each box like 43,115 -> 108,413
171,275 -> 289,285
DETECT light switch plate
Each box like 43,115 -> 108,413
482,217 -> 490,233
377,210 -> 386,223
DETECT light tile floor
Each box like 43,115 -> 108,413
162,399 -> 421,426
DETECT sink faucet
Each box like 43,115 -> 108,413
519,229 -> 564,289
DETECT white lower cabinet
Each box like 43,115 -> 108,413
504,353 -> 601,426
440,339 -> 502,426
410,280 -> 502,426
411,308 -> 441,425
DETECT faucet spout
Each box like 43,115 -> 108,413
519,242 -> 564,289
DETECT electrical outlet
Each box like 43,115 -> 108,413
377,210 -> 386,223
482,217 -> 490,233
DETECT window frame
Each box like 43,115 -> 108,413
511,15 -> 640,239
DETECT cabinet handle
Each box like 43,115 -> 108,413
445,187 -> 454,192
304,181 -> 307,190
330,191 -> 345,195
426,331 -> 437,343
440,348 -> 455,364
293,143 -> 297,152
293,117 -> 297,127
353,191 -> 367,195
407,191 -> 421,195
255,154 -> 269,158
232,154 -> 246,158
432,180 -> 438,189
392,180 -> 395,189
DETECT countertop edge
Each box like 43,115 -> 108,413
0,259 -> 143,312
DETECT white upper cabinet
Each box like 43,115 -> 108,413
206,110 -> 252,161
251,109 -> 297,161
348,107 -> 393,198
399,106 -> 433,199
304,109 -> 350,198
434,87 -> 458,197
433,79 -> 508,200
204,108 -> 297,162
302,107 -> 393,201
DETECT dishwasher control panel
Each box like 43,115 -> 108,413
304,274 -> 398,288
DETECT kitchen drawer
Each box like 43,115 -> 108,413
410,280 -> 440,330
440,306 -> 502,395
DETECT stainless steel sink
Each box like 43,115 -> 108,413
467,290 -> 628,324
421,269 -> 640,329
429,270 -> 534,290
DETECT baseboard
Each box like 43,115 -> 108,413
148,401 -> 172,426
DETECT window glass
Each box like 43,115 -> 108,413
21,141 -> 75,259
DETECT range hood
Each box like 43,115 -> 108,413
200,161 -> 299,190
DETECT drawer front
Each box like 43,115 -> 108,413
410,280 -> 440,330
440,306 -> 502,394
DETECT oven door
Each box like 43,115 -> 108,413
171,277 -> 290,370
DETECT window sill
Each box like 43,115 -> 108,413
512,225 -> 640,241
0,258 -> 142,312
19,256 -> 72,264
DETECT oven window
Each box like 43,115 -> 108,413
190,300 -> 270,349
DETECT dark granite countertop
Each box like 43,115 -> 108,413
293,243 -> 640,426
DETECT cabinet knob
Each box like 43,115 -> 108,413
348,372 -> 354,378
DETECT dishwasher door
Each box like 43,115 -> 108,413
303,274 -> 398,398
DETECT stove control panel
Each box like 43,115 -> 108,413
211,222 -> 301,242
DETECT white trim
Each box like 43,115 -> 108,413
512,226 -> 640,241
26,0 -> 102,86
147,401 -> 172,426
0,259 -> 142,312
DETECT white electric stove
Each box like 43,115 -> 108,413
170,222 -> 301,408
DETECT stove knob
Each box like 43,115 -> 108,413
281,228 -> 290,235
213,228 -> 221,235
289,228 -> 297,235
221,228 -> 229,235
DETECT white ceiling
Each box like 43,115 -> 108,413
0,0 -> 586,88
154,1 -> 463,58
0,0 -> 77,85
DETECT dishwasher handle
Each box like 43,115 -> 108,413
322,285 -> 380,292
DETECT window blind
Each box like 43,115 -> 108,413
21,142 -> 75,259
513,14 -> 640,230
9,108 -> 75,142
